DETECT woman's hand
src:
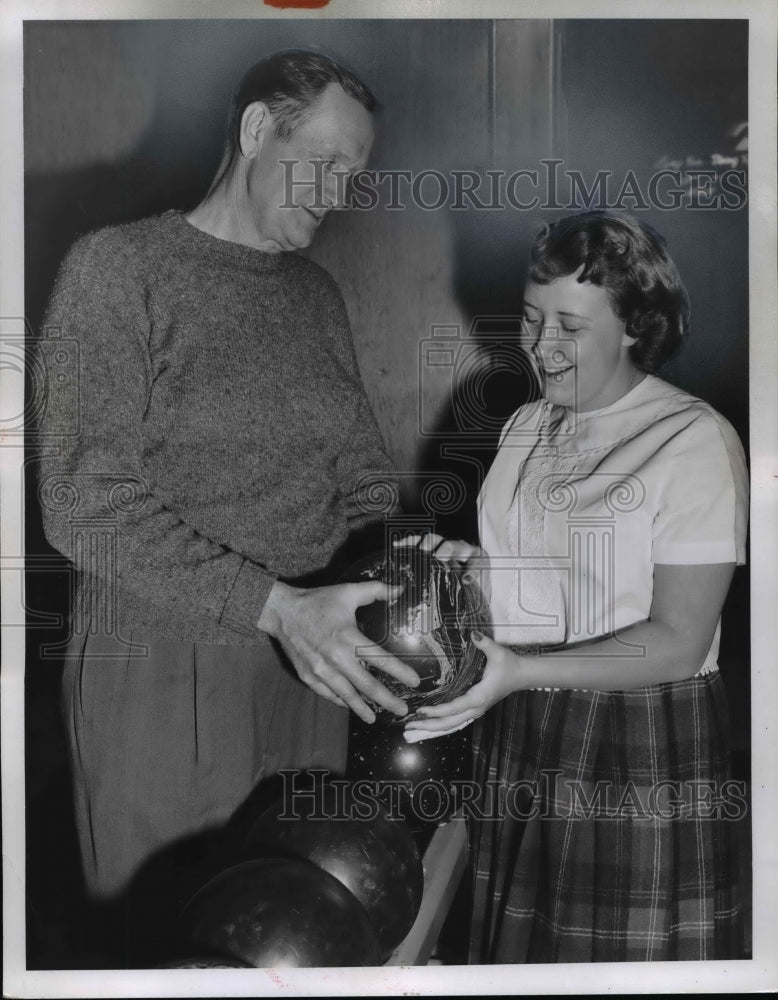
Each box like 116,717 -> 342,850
393,533 -> 491,602
393,532 -> 483,566
403,630 -> 523,742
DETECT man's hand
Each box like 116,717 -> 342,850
257,580 -> 421,724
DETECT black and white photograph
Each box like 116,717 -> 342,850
2,0 -> 776,996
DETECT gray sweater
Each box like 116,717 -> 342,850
37,210 -> 397,646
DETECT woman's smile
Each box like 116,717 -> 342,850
540,362 -> 575,382
523,270 -> 639,412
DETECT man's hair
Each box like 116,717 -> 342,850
528,211 -> 690,372
227,49 -> 376,151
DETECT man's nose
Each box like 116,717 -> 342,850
321,181 -> 337,210
323,170 -> 350,211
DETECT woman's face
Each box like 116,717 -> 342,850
522,269 -> 639,412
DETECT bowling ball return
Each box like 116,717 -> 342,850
169,546 -> 486,970
179,857 -> 381,968
175,817 -> 468,969
244,786 -> 424,962
383,811 -> 468,966
174,780 -> 469,968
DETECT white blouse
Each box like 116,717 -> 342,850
477,374 -> 748,676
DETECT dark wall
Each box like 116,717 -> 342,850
558,19 -> 750,751
560,19 -> 749,434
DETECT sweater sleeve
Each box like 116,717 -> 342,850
36,232 -> 276,641
335,394 -> 402,532
317,270 -> 402,530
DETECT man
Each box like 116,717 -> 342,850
37,50 -> 416,963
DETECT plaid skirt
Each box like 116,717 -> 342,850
468,670 -> 746,963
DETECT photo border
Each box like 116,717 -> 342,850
2,0 -> 776,996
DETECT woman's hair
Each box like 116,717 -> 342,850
528,211 -> 689,372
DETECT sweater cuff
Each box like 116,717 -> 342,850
219,559 -> 277,637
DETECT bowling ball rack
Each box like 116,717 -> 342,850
384,811 -> 467,966
172,814 -> 468,969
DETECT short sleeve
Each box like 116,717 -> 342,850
652,409 -> 748,566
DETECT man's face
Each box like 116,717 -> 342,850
243,83 -> 374,252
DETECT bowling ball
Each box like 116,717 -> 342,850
347,716 -> 473,832
342,547 -> 491,721
179,857 -> 379,968
244,785 -> 423,962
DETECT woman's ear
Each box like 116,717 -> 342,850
621,317 -> 639,348
238,102 -> 272,159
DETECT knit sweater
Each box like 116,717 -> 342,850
37,210 -> 397,646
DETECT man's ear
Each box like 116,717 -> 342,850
239,102 -> 272,159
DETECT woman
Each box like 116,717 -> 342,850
402,211 -> 748,962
